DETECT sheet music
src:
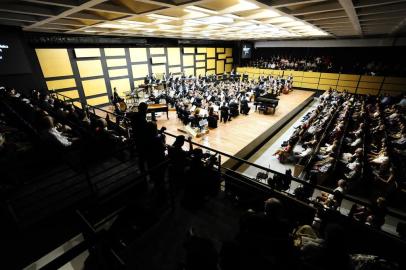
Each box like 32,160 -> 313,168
199,109 -> 208,117
199,119 -> 208,126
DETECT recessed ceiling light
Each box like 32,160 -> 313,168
95,23 -> 131,29
247,9 -> 280,19
279,21 -> 305,28
118,20 -> 149,25
183,9 -> 209,19
265,16 -> 294,24
224,14 -> 240,19
223,0 -> 259,13
197,16 -> 234,24
186,6 -> 218,14
148,14 -> 176,20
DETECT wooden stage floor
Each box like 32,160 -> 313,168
156,90 -> 315,163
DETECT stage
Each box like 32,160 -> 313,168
156,89 -> 315,166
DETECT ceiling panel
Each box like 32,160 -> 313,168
0,0 -> 404,40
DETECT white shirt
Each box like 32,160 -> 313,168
49,127 -> 72,147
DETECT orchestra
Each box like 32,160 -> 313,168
110,71 -> 293,136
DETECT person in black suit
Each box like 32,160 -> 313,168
208,107 -> 219,128
240,95 -> 250,115
112,87 -> 123,103
220,103 -> 230,123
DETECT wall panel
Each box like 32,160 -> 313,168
169,66 -> 182,74
87,95 -> 109,106
207,48 -> 215,58
108,68 -> 128,78
36,49 -> 73,78
129,48 -> 147,63
74,48 -> 100,58
106,58 -> 127,67
183,67 -> 195,76
150,47 -> 165,55
167,48 -> 181,66
36,45 -> 236,107
110,78 -> 131,97
225,64 -> 232,73
216,60 -> 224,74
152,64 -> 166,74
104,48 -> 125,57
132,64 -> 149,78
59,89 -> 79,99
46,78 -> 76,90
77,60 -> 104,78
207,59 -> 215,69
183,55 -> 194,67
183,47 -> 195,54
81,78 -> 107,97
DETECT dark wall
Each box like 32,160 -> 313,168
0,26 -> 46,93
0,28 -> 240,95
249,46 -> 406,76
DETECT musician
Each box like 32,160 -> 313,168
207,106 -> 219,128
151,73 -> 157,83
240,94 -> 250,115
112,87 -> 123,103
144,74 -> 151,85
220,102 -> 230,123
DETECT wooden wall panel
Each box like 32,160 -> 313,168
36,49 -> 73,78
81,78 -> 107,97
87,95 -> 109,106
46,78 -> 76,90
59,89 -> 79,99
225,48 -> 232,57
183,67 -> 195,76
207,59 -> 215,69
183,55 -> 194,67
129,48 -> 147,62
74,48 -> 100,58
132,64 -> 149,78
108,68 -> 128,78
167,47 -> 181,66
225,63 -> 232,73
196,61 -> 205,68
110,78 -> 131,97
339,74 -> 360,81
196,68 -> 206,77
169,66 -> 182,74
152,56 -> 167,64
320,73 -> 339,79
207,48 -> 215,58
196,54 -> 206,61
152,64 -> 166,74
216,60 -> 224,74
183,47 -> 195,54
150,47 -> 164,55
104,48 -> 125,57
77,60 -> 103,78
106,58 -> 127,67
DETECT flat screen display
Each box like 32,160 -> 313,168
241,43 -> 253,59
0,30 -> 31,75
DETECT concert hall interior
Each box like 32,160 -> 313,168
1,0 -> 406,269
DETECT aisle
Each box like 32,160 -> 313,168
237,98 -> 318,178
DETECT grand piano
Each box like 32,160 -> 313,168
254,93 -> 279,115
